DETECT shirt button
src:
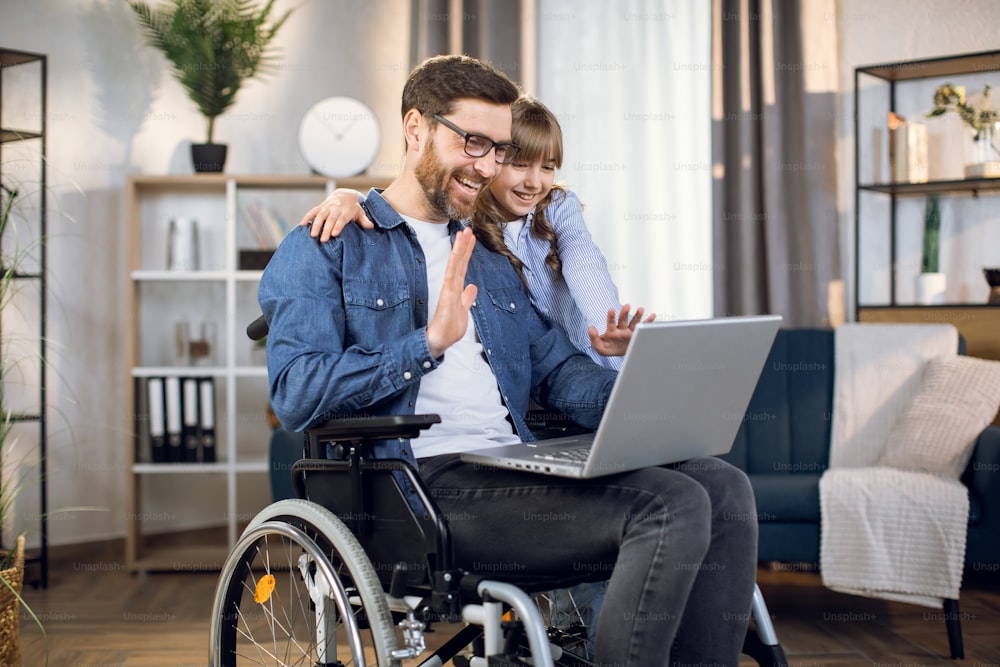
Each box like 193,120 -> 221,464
422,360 -> 431,369
509,302 -> 516,309
486,349 -> 492,355
472,300 -> 478,307
376,298 -> 384,307
403,371 -> 412,380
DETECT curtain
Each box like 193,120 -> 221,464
537,0 -> 714,319
408,0 -> 714,319
712,0 -> 841,327
409,0 -> 522,82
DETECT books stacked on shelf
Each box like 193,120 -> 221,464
239,200 -> 288,269
142,376 -> 216,464
887,112 -> 928,183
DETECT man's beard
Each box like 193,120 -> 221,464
414,136 -> 486,221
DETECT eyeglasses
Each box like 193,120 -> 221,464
433,114 -> 521,165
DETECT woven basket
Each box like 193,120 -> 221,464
0,535 -> 24,667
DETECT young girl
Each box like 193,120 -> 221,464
300,95 -> 653,368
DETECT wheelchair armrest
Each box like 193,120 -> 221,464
247,314 -> 269,341
304,414 -> 441,459
306,414 -> 441,441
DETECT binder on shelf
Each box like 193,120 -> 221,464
198,377 -> 217,463
181,377 -> 202,463
164,376 -> 183,463
147,377 -> 167,463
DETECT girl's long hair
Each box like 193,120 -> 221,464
472,95 -> 565,281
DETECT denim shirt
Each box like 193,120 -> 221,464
259,189 -> 617,466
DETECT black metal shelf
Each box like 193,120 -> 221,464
854,49 -> 1000,316
0,46 -> 48,589
857,50 -> 1000,83
859,178 -> 1000,197
858,303 -> 999,310
0,129 -> 43,144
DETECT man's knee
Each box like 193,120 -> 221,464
677,457 -> 755,509
622,471 -> 714,554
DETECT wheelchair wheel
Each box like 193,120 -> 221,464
210,499 -> 398,666
532,582 -> 602,666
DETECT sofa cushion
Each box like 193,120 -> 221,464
749,473 -> 823,522
878,355 -> 1000,478
724,329 -> 834,475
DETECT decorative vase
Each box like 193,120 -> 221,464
191,143 -> 228,173
964,121 -> 1000,178
0,536 -> 25,667
984,267 -> 1000,305
915,272 -> 946,305
167,217 -> 199,271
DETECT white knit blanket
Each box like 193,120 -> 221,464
819,323 -> 966,608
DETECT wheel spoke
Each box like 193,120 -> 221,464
211,502 -> 398,666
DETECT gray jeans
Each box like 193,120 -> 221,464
418,455 -> 758,667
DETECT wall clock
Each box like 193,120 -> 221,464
298,96 -> 381,177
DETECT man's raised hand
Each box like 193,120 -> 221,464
426,228 -> 478,358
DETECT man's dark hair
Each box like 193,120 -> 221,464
401,54 -> 520,121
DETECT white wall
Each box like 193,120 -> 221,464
834,0 -> 1000,311
0,0 -> 411,548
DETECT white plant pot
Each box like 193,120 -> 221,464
915,272 -> 946,305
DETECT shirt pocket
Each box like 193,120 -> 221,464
485,286 -> 531,316
343,280 -> 410,311
343,280 -> 411,339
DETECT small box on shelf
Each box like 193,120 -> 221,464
964,161 -> 1000,179
239,249 -> 275,271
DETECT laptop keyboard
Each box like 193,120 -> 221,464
532,447 -> 591,463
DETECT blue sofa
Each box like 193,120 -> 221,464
718,328 -> 1000,575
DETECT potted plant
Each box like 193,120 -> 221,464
926,82 -> 1000,177
915,193 -> 946,305
128,0 -> 294,172
0,181 -> 46,665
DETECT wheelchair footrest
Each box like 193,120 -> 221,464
487,656 -> 533,667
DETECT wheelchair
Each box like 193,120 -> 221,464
209,318 -> 789,666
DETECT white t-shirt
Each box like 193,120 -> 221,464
404,217 -> 520,458
501,216 -> 526,247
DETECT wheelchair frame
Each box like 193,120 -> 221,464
209,316 -> 787,665
209,414 -> 789,666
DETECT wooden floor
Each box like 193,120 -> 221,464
13,538 -> 1000,666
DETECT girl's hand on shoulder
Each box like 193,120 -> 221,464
588,304 -> 656,357
298,188 -> 371,242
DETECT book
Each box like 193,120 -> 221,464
888,113 -> 928,183
147,377 -> 167,463
240,200 -> 290,250
239,200 -> 273,250
181,377 -> 202,463
198,377 -> 217,463
906,122 -> 928,183
164,376 -> 183,463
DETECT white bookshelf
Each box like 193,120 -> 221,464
124,173 -> 390,571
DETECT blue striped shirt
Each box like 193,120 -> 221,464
502,189 -> 625,371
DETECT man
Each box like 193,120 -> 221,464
260,54 -> 757,666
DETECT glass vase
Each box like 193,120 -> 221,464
971,121 -> 1000,165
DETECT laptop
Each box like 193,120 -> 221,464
460,314 -> 782,478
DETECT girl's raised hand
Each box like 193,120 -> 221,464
588,304 -> 656,357
298,188 -> 371,242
